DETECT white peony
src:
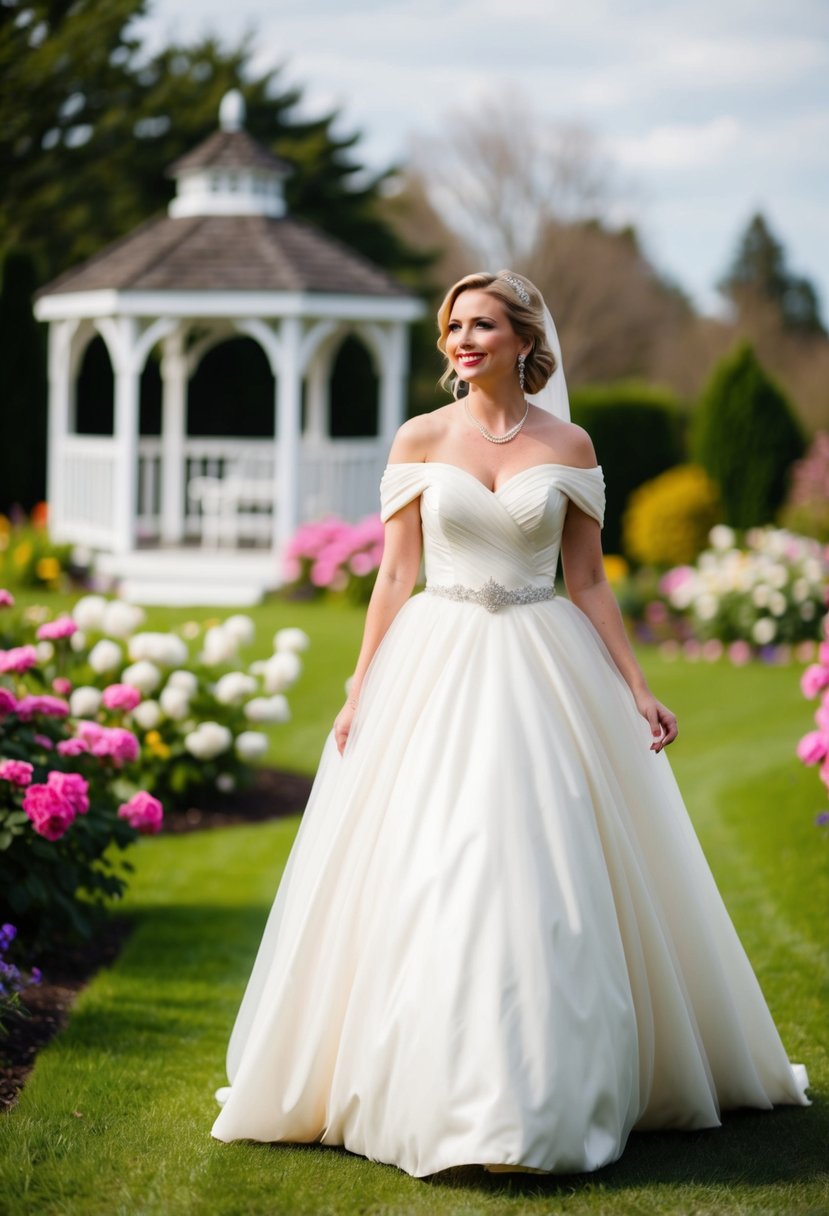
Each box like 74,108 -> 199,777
184,721 -> 232,760
101,600 -> 145,639
167,669 -> 199,695
69,685 -> 102,718
88,638 -> 123,673
274,627 -> 310,654
694,593 -> 719,622
792,578 -> 810,604
159,685 -> 190,720
751,585 -> 770,609
128,631 -> 188,667
222,614 -> 256,646
131,699 -> 162,730
235,730 -> 269,761
751,617 -> 776,645
72,594 -> 108,632
36,641 -> 55,663
214,672 -> 258,705
262,652 -> 302,693
121,660 -> 162,694
244,695 -> 291,724
709,525 -> 736,552
769,591 -> 787,617
200,625 -> 238,666
70,629 -> 87,652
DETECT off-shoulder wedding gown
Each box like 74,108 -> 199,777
212,462 -> 808,1176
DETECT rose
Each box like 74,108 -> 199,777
214,672 -> 257,705
120,661 -> 161,695
14,695 -> 70,722
22,784 -> 76,841
36,616 -> 78,641
0,645 -> 38,675
47,770 -> 90,815
75,722 -> 139,766
183,722 -> 232,760
235,730 -> 268,761
69,686 -> 102,718
117,790 -> 163,835
57,738 -> 89,757
0,760 -> 34,787
102,683 -> 142,712
88,639 -> 123,674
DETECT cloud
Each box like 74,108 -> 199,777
612,116 -> 742,171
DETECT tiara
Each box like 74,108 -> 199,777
503,275 -> 530,305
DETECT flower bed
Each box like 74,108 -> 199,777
796,622 -> 829,827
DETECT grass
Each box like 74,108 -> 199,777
1,594 -> 828,1214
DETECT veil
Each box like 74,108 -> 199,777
527,304 -> 570,423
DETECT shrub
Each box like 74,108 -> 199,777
779,432 -> 829,542
570,382 -> 685,555
622,465 -> 721,567
693,342 -> 805,528
0,506 -> 73,590
283,515 -> 384,603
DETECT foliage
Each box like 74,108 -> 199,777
693,343 -> 805,528
796,620 -> 829,827
622,464 -> 721,567
569,381 -> 685,553
284,516 -> 385,603
779,431 -> 829,542
0,508 -> 73,589
659,525 -> 827,649
720,212 -> 825,335
0,250 -> 47,513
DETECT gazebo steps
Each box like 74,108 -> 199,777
94,549 -> 280,607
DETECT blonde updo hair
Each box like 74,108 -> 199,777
436,269 -> 557,396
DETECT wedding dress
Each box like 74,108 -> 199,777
212,459 -> 808,1176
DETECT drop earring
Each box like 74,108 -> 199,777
517,353 -> 526,393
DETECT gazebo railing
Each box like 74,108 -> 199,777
54,436 -> 120,549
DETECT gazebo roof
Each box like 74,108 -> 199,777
37,213 -> 411,298
166,127 -> 293,177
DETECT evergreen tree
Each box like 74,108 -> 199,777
693,343 -> 805,528
0,249 -> 47,511
720,213 -> 825,335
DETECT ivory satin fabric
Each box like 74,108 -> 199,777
212,462 -> 808,1176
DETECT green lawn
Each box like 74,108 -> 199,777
1,596 -> 827,1215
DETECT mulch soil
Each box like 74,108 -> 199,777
0,767 -> 312,1113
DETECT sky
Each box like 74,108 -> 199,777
139,0 -> 829,317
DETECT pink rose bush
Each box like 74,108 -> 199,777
284,515 -> 385,602
118,791 -> 163,835
0,760 -> 33,787
796,613 -> 829,827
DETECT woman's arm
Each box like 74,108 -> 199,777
560,501 -> 678,753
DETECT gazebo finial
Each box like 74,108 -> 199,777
219,89 -> 246,132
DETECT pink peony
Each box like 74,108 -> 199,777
14,695 -> 70,722
57,737 -> 89,757
0,589 -> 14,608
815,698 -> 829,735
52,677 -> 72,696
0,645 -> 38,675
0,759 -> 34,787
102,683 -> 142,712
76,721 -> 139,767
796,731 -> 829,766
117,790 -> 163,834
36,616 -> 78,642
819,641 -> 829,667
727,640 -> 752,667
801,663 -> 829,699
46,770 -> 90,815
33,734 -> 54,751
0,688 -> 17,717
22,783 -> 76,841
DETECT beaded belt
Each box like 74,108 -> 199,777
425,577 -> 556,613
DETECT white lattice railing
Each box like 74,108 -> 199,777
55,436 -> 119,548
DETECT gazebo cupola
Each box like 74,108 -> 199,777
34,91 -> 424,605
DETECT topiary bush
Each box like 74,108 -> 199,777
622,464 -> 721,567
569,382 -> 685,553
692,342 -> 805,528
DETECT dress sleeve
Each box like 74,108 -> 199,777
379,464 -> 431,523
557,466 -> 606,528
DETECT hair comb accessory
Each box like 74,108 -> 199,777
503,275 -> 530,305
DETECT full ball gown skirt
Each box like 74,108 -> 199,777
211,462 -> 809,1176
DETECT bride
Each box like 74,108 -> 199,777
211,270 -> 809,1176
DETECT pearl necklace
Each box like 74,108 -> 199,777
463,398 -> 530,444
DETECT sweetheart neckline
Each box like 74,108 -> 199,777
385,461 -> 603,497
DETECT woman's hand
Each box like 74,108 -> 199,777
334,699 -> 358,756
633,688 -> 678,753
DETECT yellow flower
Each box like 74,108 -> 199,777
36,557 -> 61,581
12,541 -> 33,569
144,729 -> 171,759
602,554 -> 629,585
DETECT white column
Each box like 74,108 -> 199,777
305,348 -> 332,441
379,322 -> 408,447
45,321 -> 76,543
274,316 -> 301,556
160,329 -> 187,543
111,316 -> 140,555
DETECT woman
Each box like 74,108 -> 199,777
212,270 -> 808,1177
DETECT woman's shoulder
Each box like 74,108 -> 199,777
528,411 -> 598,470
388,405 -> 455,464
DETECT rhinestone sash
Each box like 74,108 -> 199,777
425,577 -> 556,613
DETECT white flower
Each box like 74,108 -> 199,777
244,695 -> 291,724
751,617 -> 777,645
69,685 -> 102,718
70,629 -> 87,652
36,641 -> 54,663
184,721 -> 232,760
72,594 -> 108,632
769,591 -> 787,617
274,627 -> 310,654
214,672 -> 258,705
751,585 -> 770,609
101,600 -> 145,639
121,660 -> 162,694
262,652 -> 302,693
792,578 -> 810,604
167,669 -> 199,695
216,773 -> 236,793
159,685 -> 190,720
128,631 -> 188,667
131,699 -> 162,730
235,730 -> 269,761
222,614 -> 256,646
694,593 -> 719,622
200,625 -> 238,666
709,525 -> 736,552
768,564 -> 788,590
88,639 -> 123,674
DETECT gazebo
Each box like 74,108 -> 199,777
34,91 -> 424,604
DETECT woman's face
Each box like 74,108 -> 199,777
445,290 -> 526,389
